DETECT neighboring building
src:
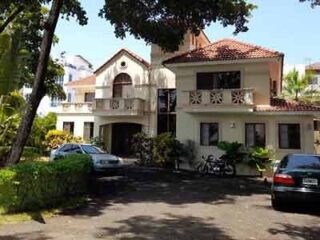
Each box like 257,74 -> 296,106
22,54 -> 94,115
56,34 -> 320,175
306,62 -> 320,91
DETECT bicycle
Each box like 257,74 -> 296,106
195,154 -> 236,176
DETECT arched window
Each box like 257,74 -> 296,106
113,73 -> 133,98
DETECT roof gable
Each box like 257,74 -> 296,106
163,38 -> 284,65
94,49 -> 150,74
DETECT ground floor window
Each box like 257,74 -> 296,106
83,122 -> 94,141
245,123 -> 266,147
200,123 -> 219,146
63,122 -> 74,135
278,123 -> 301,149
157,114 -> 176,136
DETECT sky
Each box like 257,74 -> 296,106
52,0 -> 320,69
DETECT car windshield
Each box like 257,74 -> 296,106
280,155 -> 320,170
81,145 -> 104,154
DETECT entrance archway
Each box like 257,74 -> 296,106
111,123 -> 142,157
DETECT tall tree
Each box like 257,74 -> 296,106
300,0 -> 320,7
5,0 -> 86,165
6,0 -> 255,165
100,0 -> 256,52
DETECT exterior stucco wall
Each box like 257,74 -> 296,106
56,115 -> 95,139
177,111 -> 315,172
95,54 -> 149,100
174,61 -> 274,106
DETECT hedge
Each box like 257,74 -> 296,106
0,154 -> 92,213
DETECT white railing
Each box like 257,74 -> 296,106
93,98 -> 145,116
183,88 -> 254,106
59,102 -> 93,113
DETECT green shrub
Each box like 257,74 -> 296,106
21,147 -> 43,162
45,130 -> 83,150
0,154 -> 92,213
152,133 -> 184,168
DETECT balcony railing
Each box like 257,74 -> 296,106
181,88 -> 254,110
58,102 -> 93,114
93,98 -> 145,116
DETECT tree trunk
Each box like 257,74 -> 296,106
6,0 -> 64,166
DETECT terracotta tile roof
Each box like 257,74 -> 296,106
95,48 -> 150,74
65,75 -> 96,87
163,38 -> 283,64
255,98 -> 320,112
306,62 -> 320,70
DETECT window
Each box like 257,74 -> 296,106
309,77 -> 318,85
113,73 -> 132,98
55,75 -> 64,86
280,155 -> 320,170
82,145 -> 103,154
314,121 -> 320,131
51,97 -> 60,107
84,92 -> 95,102
278,124 -> 301,149
67,93 -> 72,102
68,74 -> 73,82
245,123 -> 266,147
25,94 -> 31,102
197,71 -> 241,90
63,122 -> 74,135
157,89 -> 176,135
200,123 -> 219,146
83,122 -> 94,141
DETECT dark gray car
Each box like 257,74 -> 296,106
271,154 -> 320,209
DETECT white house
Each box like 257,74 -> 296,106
56,32 -> 320,174
22,54 -> 94,115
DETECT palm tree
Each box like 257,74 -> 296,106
283,69 -> 314,101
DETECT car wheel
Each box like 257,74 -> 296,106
271,197 -> 283,211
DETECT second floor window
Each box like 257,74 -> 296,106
67,93 -> 72,102
157,89 -> 176,135
84,92 -> 95,102
197,71 -> 241,90
50,97 -> 59,107
68,74 -> 73,82
113,73 -> 133,98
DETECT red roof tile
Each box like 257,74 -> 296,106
163,39 -> 283,64
65,75 -> 96,87
255,98 -> 320,112
95,49 -> 150,74
306,62 -> 320,70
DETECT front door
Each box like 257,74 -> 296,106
111,123 -> 142,157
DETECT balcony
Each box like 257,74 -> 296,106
180,88 -> 254,113
58,102 -> 93,114
93,98 -> 145,116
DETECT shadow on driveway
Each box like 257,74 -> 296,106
95,213 -> 235,240
0,231 -> 52,240
269,223 -> 320,240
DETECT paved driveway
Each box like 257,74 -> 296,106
0,167 -> 319,240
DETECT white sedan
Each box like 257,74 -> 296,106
50,143 -> 124,172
